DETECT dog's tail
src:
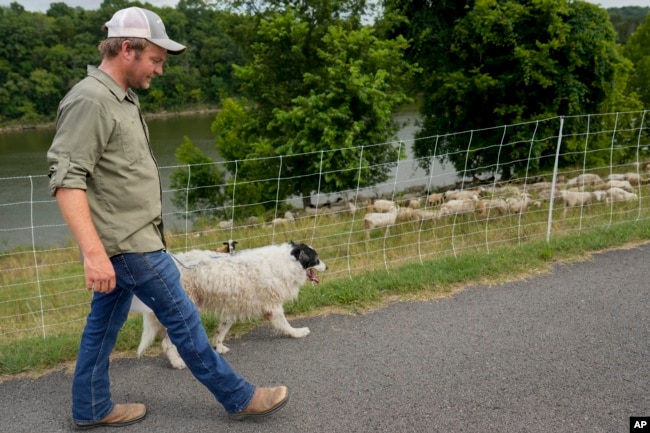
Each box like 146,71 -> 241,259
137,311 -> 164,358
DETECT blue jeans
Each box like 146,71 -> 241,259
71,250 -> 255,424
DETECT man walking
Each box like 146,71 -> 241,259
47,7 -> 288,429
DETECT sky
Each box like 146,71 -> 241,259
591,0 -> 650,6
1,0 -> 650,12
0,0 -> 180,10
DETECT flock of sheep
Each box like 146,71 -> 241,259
359,171 -> 647,238
214,171 -> 648,239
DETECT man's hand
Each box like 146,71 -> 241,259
54,188 -> 116,293
83,250 -> 116,293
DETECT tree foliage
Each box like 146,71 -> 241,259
0,0 -> 246,126
211,5 -> 415,211
170,136 -> 228,220
607,6 -> 650,45
379,0 -> 471,94
623,13 -> 650,109
391,0 -> 639,179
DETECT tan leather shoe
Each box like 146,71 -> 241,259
73,403 -> 147,430
229,386 -> 290,420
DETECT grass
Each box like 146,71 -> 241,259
2,168 -> 650,378
2,215 -> 649,379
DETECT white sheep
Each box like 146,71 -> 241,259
476,198 -> 509,217
407,199 -> 421,209
538,188 -> 563,202
594,180 -> 634,192
606,179 -> 634,192
271,211 -> 295,226
567,173 -> 603,188
444,188 -> 483,201
363,207 -> 398,239
369,199 -> 398,213
559,190 -> 593,217
592,190 -> 607,202
395,207 -> 421,223
506,193 -> 538,214
485,185 -> 521,197
218,219 -> 234,230
426,193 -> 444,207
624,173 -> 648,186
605,187 -> 638,203
606,172 -> 648,186
439,195 -> 479,217
414,209 -> 442,221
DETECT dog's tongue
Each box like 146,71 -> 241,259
306,269 -> 320,284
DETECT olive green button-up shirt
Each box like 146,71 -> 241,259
47,66 -> 166,257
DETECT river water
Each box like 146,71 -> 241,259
0,111 -> 458,251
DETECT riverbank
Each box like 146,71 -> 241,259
0,108 -> 219,134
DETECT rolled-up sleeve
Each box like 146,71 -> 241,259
47,97 -> 110,196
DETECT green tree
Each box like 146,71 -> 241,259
210,97 -> 279,216
177,0 -> 248,102
406,0 -> 638,179
0,1 -> 253,126
623,13 -> 650,109
27,68 -> 62,120
0,3 -> 103,124
380,0 -> 471,94
213,8 -> 414,212
170,136 -> 228,221
607,6 -> 650,45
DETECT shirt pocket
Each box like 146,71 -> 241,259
119,117 -> 148,164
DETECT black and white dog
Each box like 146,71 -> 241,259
132,241 -> 327,369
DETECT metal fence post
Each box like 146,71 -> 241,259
546,116 -> 564,243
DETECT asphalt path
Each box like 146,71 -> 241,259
2,243 -> 650,433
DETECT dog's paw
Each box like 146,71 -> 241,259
289,327 -> 311,338
162,337 -> 187,369
167,349 -> 187,369
216,343 -> 230,354
170,358 -> 187,370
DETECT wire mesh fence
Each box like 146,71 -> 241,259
2,111 -> 650,341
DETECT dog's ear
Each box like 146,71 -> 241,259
297,249 -> 309,265
291,245 -> 308,264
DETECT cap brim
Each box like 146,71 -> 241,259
148,38 -> 186,55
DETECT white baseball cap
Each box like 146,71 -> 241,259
104,7 -> 186,55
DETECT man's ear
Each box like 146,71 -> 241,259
121,40 -> 136,59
